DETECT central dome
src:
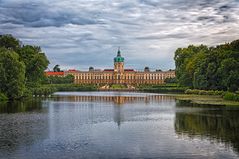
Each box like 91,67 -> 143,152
114,49 -> 124,62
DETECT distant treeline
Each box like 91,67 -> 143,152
43,75 -> 74,84
174,39 -> 239,92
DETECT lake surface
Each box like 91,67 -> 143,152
0,91 -> 239,159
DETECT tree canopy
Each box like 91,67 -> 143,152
18,45 -> 49,85
0,48 -> 25,99
43,74 -> 74,84
174,40 -> 239,92
0,34 -> 49,99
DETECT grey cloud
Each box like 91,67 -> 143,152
0,0 -> 239,70
0,1 -> 104,27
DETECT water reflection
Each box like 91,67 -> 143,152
49,93 -> 175,128
53,92 -> 175,105
0,100 -> 49,158
0,92 -> 239,158
51,93 -> 176,127
0,99 -> 44,113
175,100 -> 239,154
113,105 -> 124,127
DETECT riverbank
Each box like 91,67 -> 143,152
171,94 -> 239,106
3,84 -> 239,107
41,84 -> 98,92
138,84 -> 187,93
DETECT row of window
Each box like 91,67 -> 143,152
73,73 -> 175,80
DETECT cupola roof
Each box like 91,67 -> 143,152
114,48 -> 124,62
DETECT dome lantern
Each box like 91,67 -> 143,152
114,47 -> 124,63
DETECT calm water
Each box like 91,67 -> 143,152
0,92 -> 239,159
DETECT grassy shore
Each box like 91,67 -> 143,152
171,94 -> 239,106
44,84 -> 98,92
138,84 -> 188,93
26,84 -> 239,106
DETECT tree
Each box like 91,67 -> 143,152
218,58 -> 239,92
43,74 -> 74,84
174,40 -> 239,92
0,48 -> 25,99
0,34 -> 21,51
18,45 -> 49,85
174,45 -> 208,87
53,64 -> 61,72
0,34 -> 50,99
165,77 -> 177,84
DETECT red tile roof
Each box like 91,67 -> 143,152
45,71 -> 64,76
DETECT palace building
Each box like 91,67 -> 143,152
46,49 -> 175,85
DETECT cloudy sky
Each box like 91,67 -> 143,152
0,0 -> 239,71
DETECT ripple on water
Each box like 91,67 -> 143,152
0,92 -> 239,159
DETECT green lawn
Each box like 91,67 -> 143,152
110,84 -> 127,89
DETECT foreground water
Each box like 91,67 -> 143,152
0,92 -> 239,159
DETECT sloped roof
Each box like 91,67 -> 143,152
104,69 -> 114,72
45,71 -> 64,76
124,69 -> 135,72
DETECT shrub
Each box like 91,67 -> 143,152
198,90 -> 206,95
164,77 -> 177,84
31,87 -> 57,96
207,90 -> 215,95
185,89 -> 200,94
223,92 -> 239,101
23,88 -> 33,97
185,89 -> 192,94
184,89 -> 225,96
46,84 -> 98,92
214,90 -> 224,96
0,92 -> 8,101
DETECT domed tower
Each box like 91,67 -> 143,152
114,48 -> 124,73
114,48 -> 124,84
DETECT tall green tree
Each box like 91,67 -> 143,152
18,45 -> 49,85
0,48 -> 25,99
0,34 -> 50,99
174,40 -> 239,92
0,34 -> 21,51
218,58 -> 239,92
174,45 -> 208,87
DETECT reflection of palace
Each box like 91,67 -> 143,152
53,94 -> 175,127
46,49 -> 175,85
175,101 -> 239,154
54,94 -> 175,105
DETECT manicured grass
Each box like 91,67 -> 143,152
110,84 -> 127,89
